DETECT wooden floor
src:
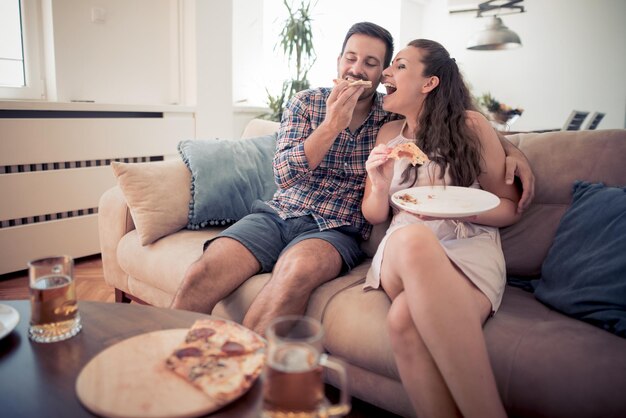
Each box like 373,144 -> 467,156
0,255 -> 402,418
0,255 -> 114,302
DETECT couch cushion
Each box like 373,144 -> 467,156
213,261 -> 371,325
117,228 -> 223,305
533,181 -> 626,337
485,286 -> 626,418
501,129 -> 626,276
321,280 -> 398,381
178,134 -> 277,229
111,160 -> 190,246
360,218 -> 390,258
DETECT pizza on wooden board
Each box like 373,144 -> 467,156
388,142 -> 430,166
165,319 -> 266,404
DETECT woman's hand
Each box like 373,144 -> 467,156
365,144 -> 394,190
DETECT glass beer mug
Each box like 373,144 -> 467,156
263,315 -> 350,418
28,255 -> 82,342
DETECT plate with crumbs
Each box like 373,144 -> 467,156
392,186 -> 500,218
0,304 -> 20,340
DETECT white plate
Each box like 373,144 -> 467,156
0,304 -> 20,340
391,186 -> 500,218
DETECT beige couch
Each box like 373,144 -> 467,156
99,120 -> 626,417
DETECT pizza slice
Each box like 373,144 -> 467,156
388,142 -> 430,166
191,352 -> 265,402
165,319 -> 266,405
333,78 -> 372,88
181,319 -> 265,357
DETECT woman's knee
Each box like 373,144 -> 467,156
385,225 -> 442,275
387,295 -> 418,347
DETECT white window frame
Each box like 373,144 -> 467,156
0,0 -> 46,100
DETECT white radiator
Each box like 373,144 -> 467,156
0,108 -> 195,274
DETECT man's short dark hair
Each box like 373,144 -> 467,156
340,22 -> 394,69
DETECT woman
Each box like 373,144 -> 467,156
362,39 -> 521,418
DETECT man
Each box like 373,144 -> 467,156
171,22 -> 534,335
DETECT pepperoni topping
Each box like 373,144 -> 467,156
221,341 -> 246,355
185,327 -> 216,342
174,346 -> 203,359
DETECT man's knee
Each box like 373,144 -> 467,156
206,237 -> 260,271
270,257 -> 318,295
273,241 -> 341,290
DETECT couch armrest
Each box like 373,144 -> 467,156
98,186 -> 136,293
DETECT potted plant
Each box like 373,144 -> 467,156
477,92 -> 523,126
265,0 -> 317,122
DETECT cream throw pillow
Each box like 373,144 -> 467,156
111,160 -> 191,246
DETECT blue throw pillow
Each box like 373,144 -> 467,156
534,181 -> 626,337
178,134 -> 277,228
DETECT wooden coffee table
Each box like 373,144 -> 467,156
0,300 -> 262,418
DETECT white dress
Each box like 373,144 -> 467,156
365,131 -> 506,312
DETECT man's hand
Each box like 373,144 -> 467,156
504,147 -> 535,213
497,131 -> 535,213
323,80 -> 366,133
302,81 -> 367,170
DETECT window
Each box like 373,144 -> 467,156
0,0 -> 45,100
0,0 -> 24,87
233,0 -> 401,107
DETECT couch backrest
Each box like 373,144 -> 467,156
501,129 -> 626,277
242,119 -> 626,275
242,119 -> 280,139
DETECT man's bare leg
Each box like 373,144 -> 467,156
170,237 -> 261,313
242,239 -> 343,335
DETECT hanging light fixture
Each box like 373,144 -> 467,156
450,0 -> 525,51
467,16 -> 522,50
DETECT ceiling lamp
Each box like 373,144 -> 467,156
450,0 -> 525,51
467,16 -> 521,50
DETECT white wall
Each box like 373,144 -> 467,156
419,0 -> 626,131
46,0 -> 234,138
9,0 -> 625,135
52,0 -> 175,105
232,0 -> 264,106
194,0 -> 233,138
233,0 -> 625,131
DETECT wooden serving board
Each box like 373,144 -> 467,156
76,329 -> 235,418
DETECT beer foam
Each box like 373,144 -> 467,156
270,343 -> 317,373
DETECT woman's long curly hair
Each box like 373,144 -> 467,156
400,39 -> 482,188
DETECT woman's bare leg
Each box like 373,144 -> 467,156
387,292 -> 461,418
380,224 -> 506,418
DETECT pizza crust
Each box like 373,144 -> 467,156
333,78 -> 372,88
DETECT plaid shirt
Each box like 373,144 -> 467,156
266,87 -> 390,240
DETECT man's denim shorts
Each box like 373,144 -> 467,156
204,200 -> 364,273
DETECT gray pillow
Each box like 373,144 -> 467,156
177,134 -> 277,229
534,181 -> 626,337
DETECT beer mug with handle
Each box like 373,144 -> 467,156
28,255 -> 82,342
263,315 -> 350,418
